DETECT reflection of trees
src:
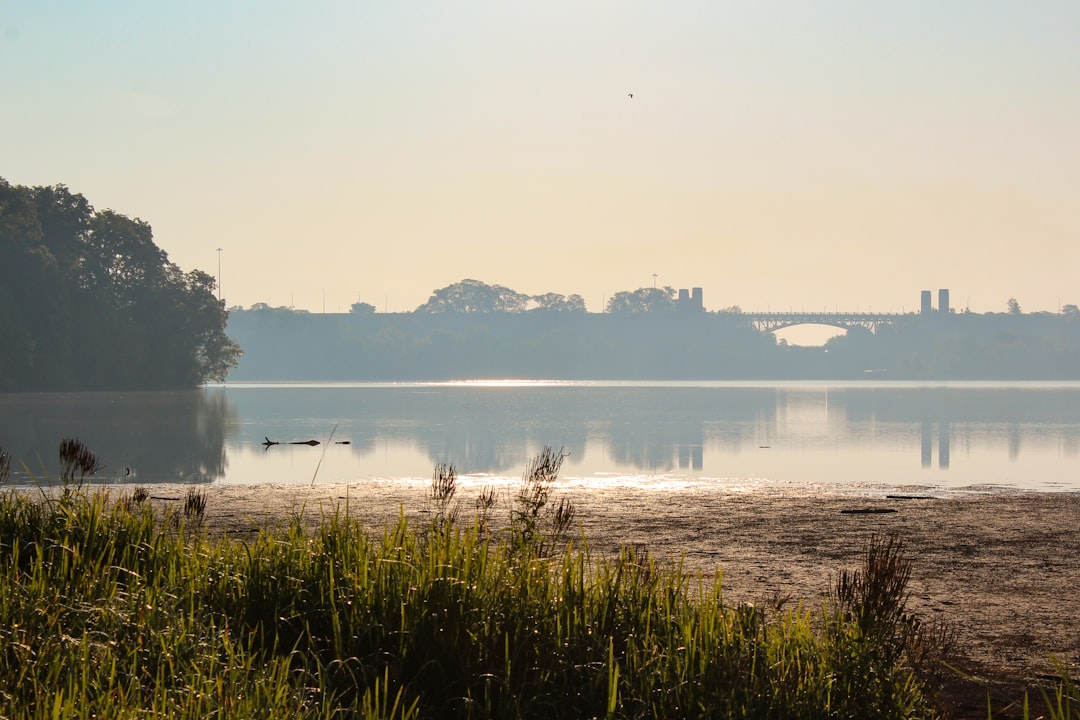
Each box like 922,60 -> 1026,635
839,387 -> 1080,424
214,385 -> 1080,480
603,389 -> 768,471
0,390 -> 234,485
366,388 -> 593,475
392,388 -> 772,474
226,387 -> 762,475
810,387 -> 1080,466
223,386 -> 780,475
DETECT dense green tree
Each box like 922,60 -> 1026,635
416,279 -> 531,313
529,292 -> 587,313
412,280 -> 589,314
29,184 -> 93,273
0,177 -> 240,390
0,180 -> 53,387
605,286 -> 678,313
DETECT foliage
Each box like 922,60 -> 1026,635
1007,297 -> 1022,315
414,279 -> 586,314
604,286 -> 680,313
0,472 -> 948,719
428,462 -> 460,531
227,304 -> 776,382
0,177 -> 240,391
57,437 -> 104,489
351,300 -> 377,314
8,437 -> 1075,719
1034,663 -> 1080,720
529,292 -> 587,313
509,445 -> 574,556
416,279 -> 532,313
226,284 -> 1080,381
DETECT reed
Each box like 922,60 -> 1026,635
0,477 -> 951,719
57,437 -> 104,490
0,446 -> 10,485
1030,663 -> 1080,720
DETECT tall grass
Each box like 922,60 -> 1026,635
0,485 -> 958,719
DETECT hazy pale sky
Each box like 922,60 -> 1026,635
3,2 -> 1078,316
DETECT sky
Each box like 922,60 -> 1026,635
3,1 -> 1078,319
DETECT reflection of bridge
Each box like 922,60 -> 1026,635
739,311 -> 911,333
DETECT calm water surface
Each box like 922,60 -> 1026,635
2,381 -> 1079,495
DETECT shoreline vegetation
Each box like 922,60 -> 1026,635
225,281 -> 1080,384
5,176 -> 1080,393
0,178 -> 240,393
2,443 -> 1078,719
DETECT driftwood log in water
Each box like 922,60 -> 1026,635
262,437 -> 321,447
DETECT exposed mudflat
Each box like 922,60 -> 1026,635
121,482 -> 1079,718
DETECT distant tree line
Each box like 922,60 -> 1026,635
227,279 -> 1080,382
407,280 -> 691,314
0,178 -> 240,391
821,309 -> 1080,379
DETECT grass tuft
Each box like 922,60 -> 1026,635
58,436 -> 104,489
184,485 -> 208,523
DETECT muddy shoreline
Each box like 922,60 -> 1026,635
77,482 -> 1080,716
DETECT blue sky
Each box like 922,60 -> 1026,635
3,2 -> 1078,321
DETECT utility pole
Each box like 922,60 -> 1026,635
216,248 -> 223,301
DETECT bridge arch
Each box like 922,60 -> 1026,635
740,312 -> 906,334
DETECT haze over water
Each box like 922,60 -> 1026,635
3,382 -> 1078,495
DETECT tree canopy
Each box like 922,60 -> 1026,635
605,286 -> 678,313
0,178 -> 240,391
349,301 -> 376,315
414,279 -> 586,314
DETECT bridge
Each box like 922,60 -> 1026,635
737,311 -> 912,333
674,287 -> 950,333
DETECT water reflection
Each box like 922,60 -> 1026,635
2,383 -> 1079,491
0,391 -> 232,485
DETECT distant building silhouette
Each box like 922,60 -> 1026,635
921,288 -> 950,316
678,287 -> 704,312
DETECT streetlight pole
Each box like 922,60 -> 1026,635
216,248 -> 223,301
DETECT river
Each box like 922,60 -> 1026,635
2,381 -> 1078,495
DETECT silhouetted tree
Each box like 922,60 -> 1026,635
605,286 -> 678,313
0,177 -> 240,390
413,280 -> 590,314
529,292 -> 587,313
1007,298 -> 1022,315
350,301 -> 376,314
415,279 -> 531,313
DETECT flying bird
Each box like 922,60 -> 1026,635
628,93 -> 633,98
